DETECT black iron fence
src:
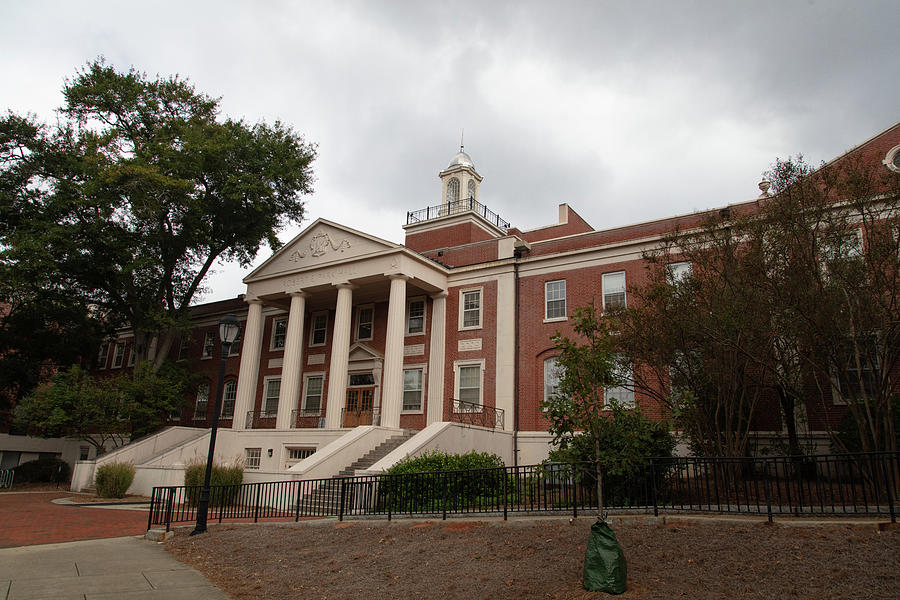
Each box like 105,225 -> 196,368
449,399 -> 505,429
148,452 -> 899,531
406,197 -> 511,232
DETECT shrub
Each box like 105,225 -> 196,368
184,459 -> 244,507
94,462 -> 135,498
13,457 -> 70,483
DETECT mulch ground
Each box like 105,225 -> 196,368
0,491 -> 149,548
165,517 -> 900,599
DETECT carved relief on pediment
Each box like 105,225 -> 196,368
288,231 -> 352,262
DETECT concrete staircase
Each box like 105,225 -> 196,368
298,430 -> 414,515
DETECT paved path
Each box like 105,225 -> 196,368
0,536 -> 230,600
0,492 -> 148,548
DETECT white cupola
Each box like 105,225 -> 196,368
439,143 -> 482,206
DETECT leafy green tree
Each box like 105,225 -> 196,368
16,363 -> 190,455
0,58 -> 317,375
541,302 -> 631,514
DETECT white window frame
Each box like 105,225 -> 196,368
544,280 -> 567,322
666,262 -> 693,284
228,325 -> 242,356
309,312 -> 328,347
402,365 -> 426,413
245,448 -> 261,470
97,342 -> 109,369
262,376 -> 281,417
202,332 -> 215,359
603,358 -> 635,409
544,356 -> 562,405
221,380 -> 237,418
602,271 -> 627,311
406,297 -> 426,336
458,288 -> 483,330
270,317 -> 288,351
453,359 -> 485,411
111,342 -> 125,368
178,335 -> 190,361
356,304 -> 375,341
301,372 -> 326,415
194,382 -> 210,420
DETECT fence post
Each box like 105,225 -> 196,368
165,487 -> 175,533
254,484 -> 262,523
650,460 -> 659,518
442,472 -> 448,521
339,478 -> 346,522
387,474 -> 392,522
763,458 -> 773,523
147,489 -> 156,531
503,468 -> 508,521
881,454 -> 896,524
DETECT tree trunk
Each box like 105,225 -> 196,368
595,437 -> 604,518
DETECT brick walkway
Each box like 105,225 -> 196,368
0,492 -> 149,548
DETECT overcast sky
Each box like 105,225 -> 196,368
2,1 -> 898,303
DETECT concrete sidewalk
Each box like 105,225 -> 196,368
0,535 -> 230,600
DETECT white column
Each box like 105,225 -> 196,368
233,298 -> 263,431
277,291 -> 307,429
427,291 -> 448,425
324,283 -> 354,429
380,275 -> 408,429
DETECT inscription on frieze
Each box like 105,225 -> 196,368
285,267 -> 358,289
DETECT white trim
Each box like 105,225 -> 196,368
602,271 -> 627,310
221,380 -> 238,418
193,382 -> 210,420
453,359 -> 485,410
544,279 -> 567,321
202,331 -> 215,360
401,364 -> 427,414
111,342 -> 125,369
883,143 -> 900,173
458,287 -> 483,331
261,376 -> 281,417
405,296 -> 427,336
270,317 -> 288,352
309,311 -> 328,347
355,304 -> 375,342
301,372 -> 326,414
97,342 -> 109,369
544,356 -> 561,405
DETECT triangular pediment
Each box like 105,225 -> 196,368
245,219 -> 400,282
348,342 -> 383,363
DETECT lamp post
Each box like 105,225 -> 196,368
191,313 -> 241,536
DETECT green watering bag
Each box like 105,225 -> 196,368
582,518 -> 627,594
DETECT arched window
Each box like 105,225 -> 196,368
467,179 -> 476,200
446,177 -> 460,205
544,357 -> 562,404
221,380 -> 237,418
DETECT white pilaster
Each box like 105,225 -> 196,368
233,298 -> 264,431
277,291 -> 307,429
426,291 -> 448,425
495,270 -> 516,431
380,275 -> 408,428
324,283 -> 354,429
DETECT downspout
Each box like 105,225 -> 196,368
513,255 -> 521,468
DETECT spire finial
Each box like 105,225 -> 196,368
460,129 -> 464,152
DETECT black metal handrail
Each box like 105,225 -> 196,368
245,409 -> 278,429
406,197 -> 511,232
340,406 -> 381,427
148,452 -> 899,532
450,398 -> 505,429
291,408 -> 324,428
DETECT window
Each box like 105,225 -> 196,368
287,448 -> 315,461
460,289 -> 482,329
228,326 -> 241,356
202,332 -> 215,358
97,342 -> 109,369
356,305 -> 374,341
545,280 -> 566,320
79,446 -> 90,461
221,380 -> 237,418
245,448 -> 261,470
271,318 -> 287,350
349,373 -> 375,386
112,342 -> 125,368
263,378 -> 280,417
602,271 -> 626,310
604,359 -> 634,408
403,368 -> 424,412
467,178 -> 476,199
834,337 -> 879,405
446,177 -> 460,204
127,344 -> 135,366
544,357 -> 562,404
310,312 -> 328,346
178,335 -> 190,360
194,383 -> 210,420
454,361 -> 483,410
666,262 -> 693,284
303,375 -> 324,414
407,299 -> 425,335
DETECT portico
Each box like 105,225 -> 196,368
232,220 -> 449,431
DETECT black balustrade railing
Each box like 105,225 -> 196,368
245,410 -> 278,429
340,406 -> 381,428
406,197 -> 511,232
291,408 -> 324,428
449,399 -> 505,429
148,452 -> 899,532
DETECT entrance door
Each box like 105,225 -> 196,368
344,387 -> 375,427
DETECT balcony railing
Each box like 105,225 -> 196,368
245,410 -> 278,429
450,399 -> 505,429
291,408 -> 325,429
341,406 -> 381,428
407,197 -> 511,233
